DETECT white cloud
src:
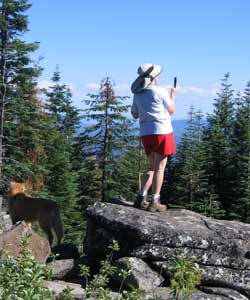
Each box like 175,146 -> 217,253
85,82 -> 100,90
178,86 -> 206,96
114,83 -> 130,94
84,82 -> 131,94
163,84 -> 206,96
68,83 -> 85,98
84,81 -> 131,95
38,79 -> 223,101
210,83 -> 220,96
38,80 -> 86,98
168,83 -> 222,118
167,83 -> 221,98
37,79 -> 224,119
37,80 -> 52,89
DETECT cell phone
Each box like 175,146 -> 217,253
174,77 -> 177,88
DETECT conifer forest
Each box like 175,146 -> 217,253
1,0 -> 250,244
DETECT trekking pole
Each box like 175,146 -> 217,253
174,76 -> 177,88
138,138 -> 142,191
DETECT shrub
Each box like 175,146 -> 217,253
0,233 -> 54,300
80,240 -> 145,300
168,251 -> 202,300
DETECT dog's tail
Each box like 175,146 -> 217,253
52,207 -> 64,246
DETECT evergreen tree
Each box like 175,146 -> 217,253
41,69 -> 82,244
112,137 -> 148,202
42,127 -> 82,244
172,106 -> 223,216
76,145 -> 102,211
203,73 -> 235,215
0,0 -> 41,191
42,67 -> 81,138
80,77 -> 134,203
161,154 -> 176,205
230,82 -> 250,221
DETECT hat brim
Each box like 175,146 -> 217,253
131,65 -> 163,94
131,77 -> 151,94
150,65 -> 162,79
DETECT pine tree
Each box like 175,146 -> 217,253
80,77 -> 134,203
42,127 -> 82,244
112,136 -> 148,202
203,73 -> 235,216
171,107 -> 201,209
161,154 -> 176,205
0,0 -> 41,192
230,82 -> 250,221
41,69 -> 82,244
172,106 -> 222,216
42,67 -> 81,138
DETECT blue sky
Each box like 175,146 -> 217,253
25,0 -> 250,119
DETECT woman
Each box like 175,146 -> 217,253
131,63 -> 177,212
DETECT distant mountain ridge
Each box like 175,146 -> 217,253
79,119 -> 189,145
172,119 -> 189,144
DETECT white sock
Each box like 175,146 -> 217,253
152,194 -> 160,202
138,191 -> 147,197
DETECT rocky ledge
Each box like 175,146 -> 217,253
84,201 -> 250,300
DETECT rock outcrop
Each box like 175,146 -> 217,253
112,256 -> 164,292
0,210 -> 12,233
47,258 -> 75,280
44,280 -> 85,300
84,201 -> 250,299
0,221 -> 51,263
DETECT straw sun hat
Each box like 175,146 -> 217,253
131,63 -> 162,94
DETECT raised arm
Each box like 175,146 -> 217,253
168,87 -> 178,115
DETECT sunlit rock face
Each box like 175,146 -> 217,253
84,201 -> 250,299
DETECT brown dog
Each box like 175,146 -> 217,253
8,181 -> 63,246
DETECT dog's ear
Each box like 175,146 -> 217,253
10,181 -> 16,188
24,180 -> 33,191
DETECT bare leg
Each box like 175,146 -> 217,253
134,153 -> 154,209
141,152 -> 155,195
151,153 -> 168,195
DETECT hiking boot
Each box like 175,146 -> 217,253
147,200 -> 167,213
133,194 -> 150,209
141,198 -> 150,209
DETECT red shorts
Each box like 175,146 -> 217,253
141,133 -> 176,156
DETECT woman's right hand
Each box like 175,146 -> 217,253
170,87 -> 178,99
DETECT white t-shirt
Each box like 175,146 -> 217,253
131,86 -> 174,137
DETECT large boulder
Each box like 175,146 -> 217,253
0,221 -> 50,263
145,287 -> 249,300
84,202 -> 250,299
112,257 -> 164,292
44,280 -> 85,300
47,259 -> 75,280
